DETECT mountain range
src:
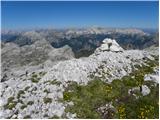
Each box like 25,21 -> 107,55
0,27 -> 159,119
2,28 -> 158,58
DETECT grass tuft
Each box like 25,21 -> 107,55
63,56 -> 159,118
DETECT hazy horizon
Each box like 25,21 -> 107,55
2,1 -> 159,30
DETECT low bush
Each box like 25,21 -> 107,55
63,57 -> 159,118
43,97 -> 52,104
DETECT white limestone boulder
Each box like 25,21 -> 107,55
98,38 -> 124,52
144,67 -> 159,84
141,85 -> 150,96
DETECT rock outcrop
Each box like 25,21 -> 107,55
48,45 -> 75,62
97,38 -> 124,52
41,47 -> 153,84
0,37 -> 159,119
1,40 -> 75,76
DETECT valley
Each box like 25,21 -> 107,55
0,28 -> 159,118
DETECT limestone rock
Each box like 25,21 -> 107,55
48,45 -> 75,62
1,40 -> 74,74
144,67 -> 159,84
1,35 -> 158,118
96,38 -> 124,52
141,85 -> 150,96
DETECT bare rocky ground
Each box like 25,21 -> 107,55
0,38 -> 159,119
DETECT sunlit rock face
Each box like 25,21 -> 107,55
0,35 -> 159,118
96,38 -> 124,52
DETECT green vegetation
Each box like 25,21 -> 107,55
31,77 -> 40,83
17,90 -> 25,99
44,89 -> 50,94
4,97 -> 17,110
30,73 -> 41,83
23,115 -> 31,119
21,104 -> 27,109
32,74 -> 38,78
24,86 -> 30,91
49,115 -> 60,119
8,97 -> 14,102
43,97 -> 52,104
27,101 -> 34,105
64,80 -> 114,118
63,56 -> 159,118
5,102 -> 17,110
39,71 -> 46,76
50,79 -> 61,85
43,79 -> 61,86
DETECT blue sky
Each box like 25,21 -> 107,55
1,1 -> 159,30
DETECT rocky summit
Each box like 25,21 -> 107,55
0,37 -> 159,119
96,38 -> 124,52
